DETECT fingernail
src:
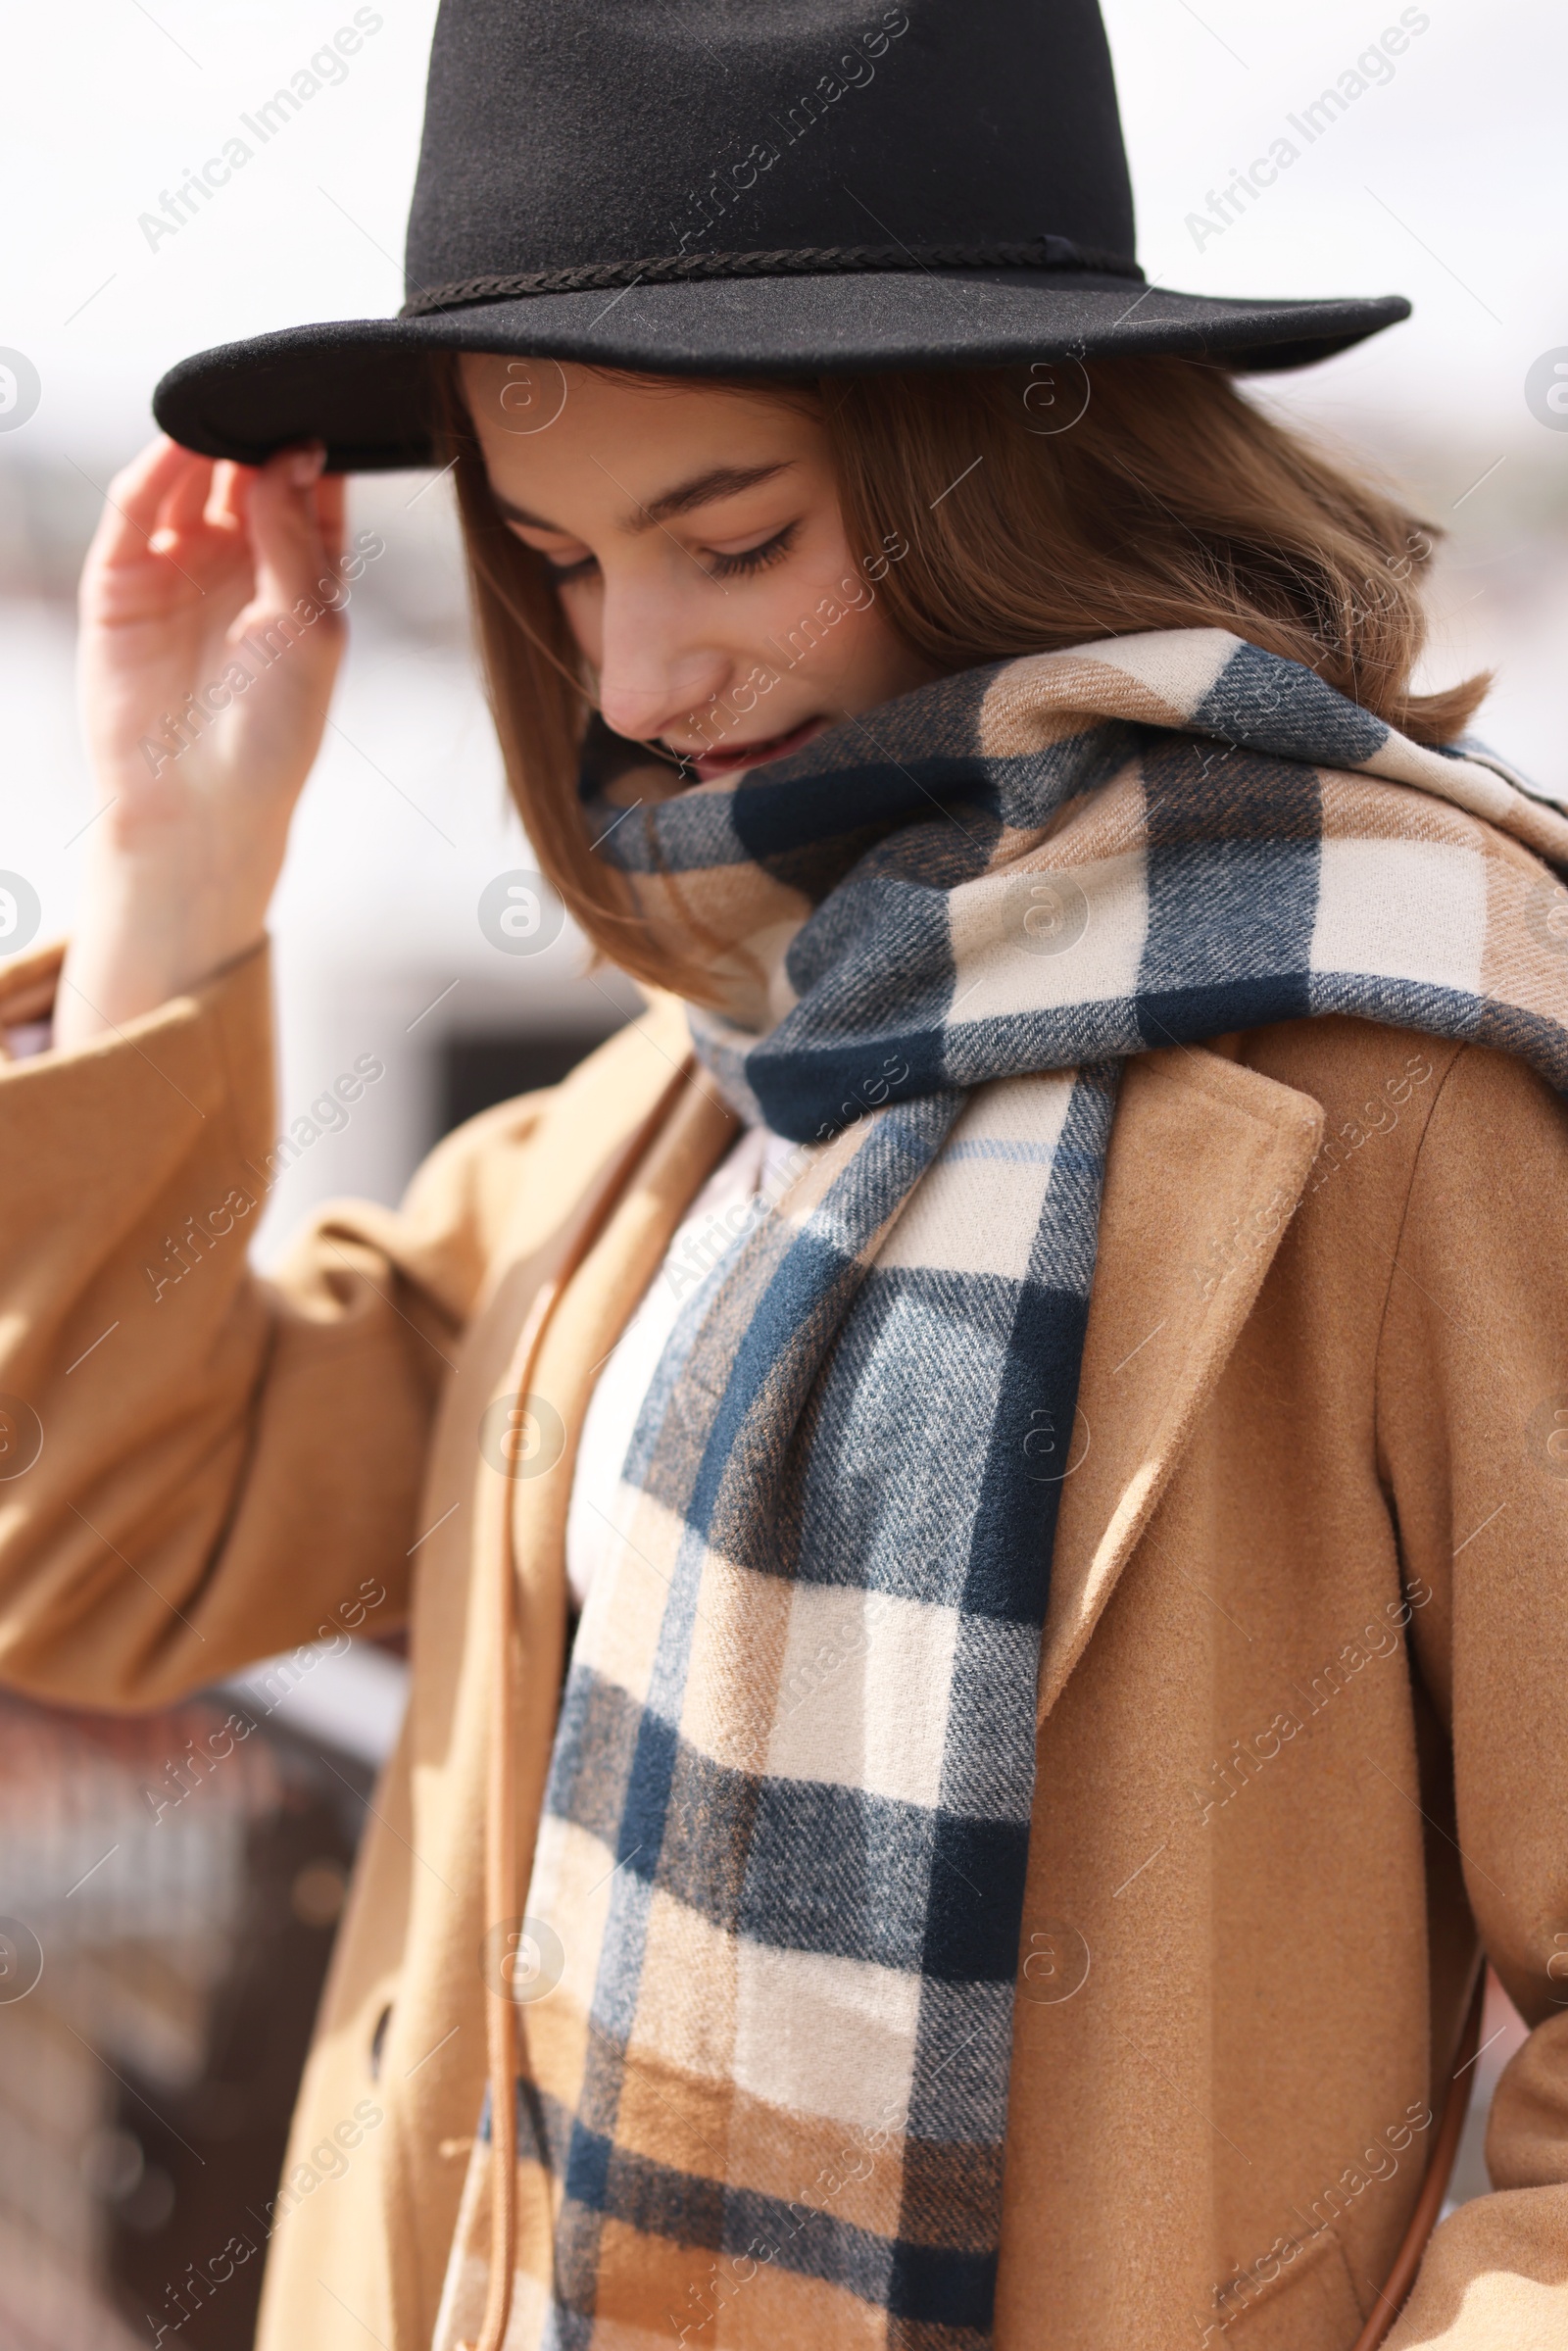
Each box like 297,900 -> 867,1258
287,443 -> 327,489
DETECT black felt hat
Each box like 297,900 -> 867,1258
153,0 -> 1410,473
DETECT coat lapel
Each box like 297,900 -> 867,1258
464,1009 -> 1327,1735
1037,1042 -> 1326,1722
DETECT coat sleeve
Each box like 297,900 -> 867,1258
0,941 -> 540,1708
1376,1039 -> 1568,2346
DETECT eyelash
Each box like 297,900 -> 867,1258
708,522 -> 799,579
544,521 -> 799,585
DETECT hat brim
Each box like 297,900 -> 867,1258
153,270 -> 1410,473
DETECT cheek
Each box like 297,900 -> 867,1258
750,543 -> 880,660
801,580 -> 903,689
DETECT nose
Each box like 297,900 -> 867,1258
594,575 -> 733,746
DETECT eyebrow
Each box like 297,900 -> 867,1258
491,461 -> 795,538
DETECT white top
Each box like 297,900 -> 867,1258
564,1120 -> 800,1611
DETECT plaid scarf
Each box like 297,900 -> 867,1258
435,630 -> 1568,2350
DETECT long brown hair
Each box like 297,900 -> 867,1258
434,352 -> 1486,995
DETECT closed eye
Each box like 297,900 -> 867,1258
542,548 -> 597,583
537,521 -> 800,586
706,522 -> 799,579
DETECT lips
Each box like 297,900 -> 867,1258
678,713 -> 827,785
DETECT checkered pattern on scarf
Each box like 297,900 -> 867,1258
434,631 -> 1568,2351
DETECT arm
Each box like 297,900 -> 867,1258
1375,1041 -> 1568,2345
0,939 -> 538,1707
0,428 -> 458,1701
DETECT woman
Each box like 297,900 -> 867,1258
4,5 -> 1567,2349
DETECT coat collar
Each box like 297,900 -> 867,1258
1037,1040 -> 1325,1723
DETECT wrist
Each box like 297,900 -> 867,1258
55,829 -> 282,1046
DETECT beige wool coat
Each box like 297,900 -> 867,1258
3,933 -> 1568,2351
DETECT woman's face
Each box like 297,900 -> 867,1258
460,356 -> 938,782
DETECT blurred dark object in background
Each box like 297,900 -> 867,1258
0,1690 -> 370,2351
439,1027 -> 622,1136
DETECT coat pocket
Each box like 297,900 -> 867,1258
1207,2225 -> 1367,2349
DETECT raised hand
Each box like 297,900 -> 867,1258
59,437 -> 350,1046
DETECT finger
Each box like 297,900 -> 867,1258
244,444 -> 344,637
149,452 -> 219,551
206,460 -> 253,534
314,471 -> 347,573
87,437 -> 202,570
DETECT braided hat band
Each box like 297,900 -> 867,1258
400,235 -> 1145,317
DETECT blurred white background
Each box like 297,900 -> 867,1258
2,0 -> 1564,1240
